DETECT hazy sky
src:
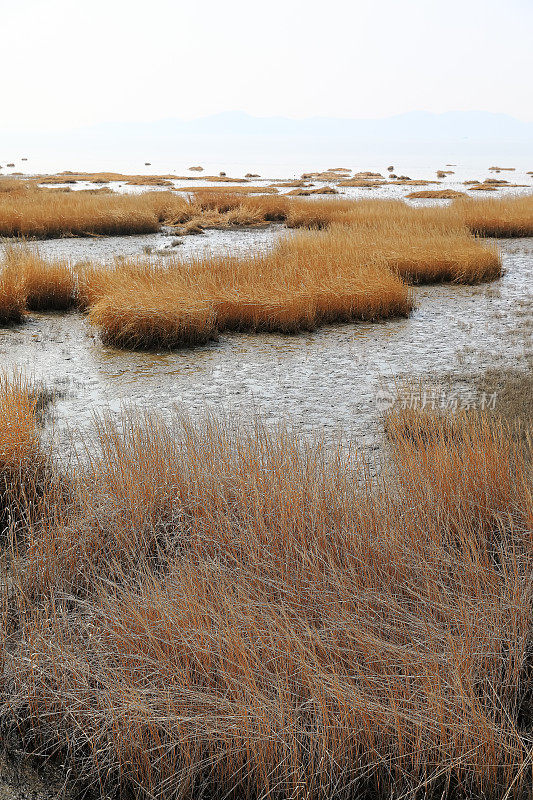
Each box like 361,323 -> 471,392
2,0 -> 532,130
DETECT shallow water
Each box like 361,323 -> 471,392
1,238 -> 531,456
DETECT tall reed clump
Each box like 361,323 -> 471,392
0,191 -> 504,347
0,261 -> 26,324
87,226 -> 412,348
0,373 -> 53,531
3,246 -> 75,311
2,405 -> 532,800
0,180 -> 531,242
0,180 -> 163,238
455,193 -> 533,237
85,203 -> 499,350
93,286 -> 218,349
193,194 -> 501,283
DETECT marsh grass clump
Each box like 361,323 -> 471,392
1,402 -> 532,800
268,179 -> 312,188
86,227 -> 412,348
0,193 -> 508,348
2,195 -> 500,350
286,185 -> 338,196
36,171 -> 177,184
75,261 -> 119,310
0,374 -> 60,532
1,182 -> 529,246
468,367 -> 533,441
406,189 -> 467,199
383,226 -> 501,283
81,200 -> 500,351
455,193 -> 533,237
89,285 -> 217,349
185,185 -> 278,195
3,246 -> 76,311
337,178 -> 387,187
124,176 -> 174,186
0,181 -> 162,238
0,261 -> 26,325
469,184 -> 498,192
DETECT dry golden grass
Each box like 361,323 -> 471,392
0,192 -> 503,347
124,176 -> 174,186
454,193 -> 533,237
87,227 -> 412,347
406,189 -> 467,199
469,184 -> 499,192
38,172 -> 250,185
0,185 -> 271,241
0,374 -> 57,528
81,200 -> 501,349
0,261 -> 26,324
37,172 -> 176,184
0,180 -> 162,237
300,171 -> 342,180
92,288 -> 217,349
268,180 -> 312,188
389,178 -> 439,186
0,178 -> 31,194
182,185 -> 278,195
0,373 -> 40,472
280,211 -> 501,283
38,175 -> 79,184
367,227 -> 500,284
1,396 -> 532,800
286,186 -> 339,196
3,246 -> 75,311
202,175 -> 250,183
337,178 -> 387,187
0,181 -> 529,245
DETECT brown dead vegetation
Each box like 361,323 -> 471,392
407,189 -> 467,199
0,386 -> 531,800
454,193 -> 533,236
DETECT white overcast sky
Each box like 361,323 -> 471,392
2,0 -> 532,130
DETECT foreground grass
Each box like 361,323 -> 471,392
0,376 -> 531,799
